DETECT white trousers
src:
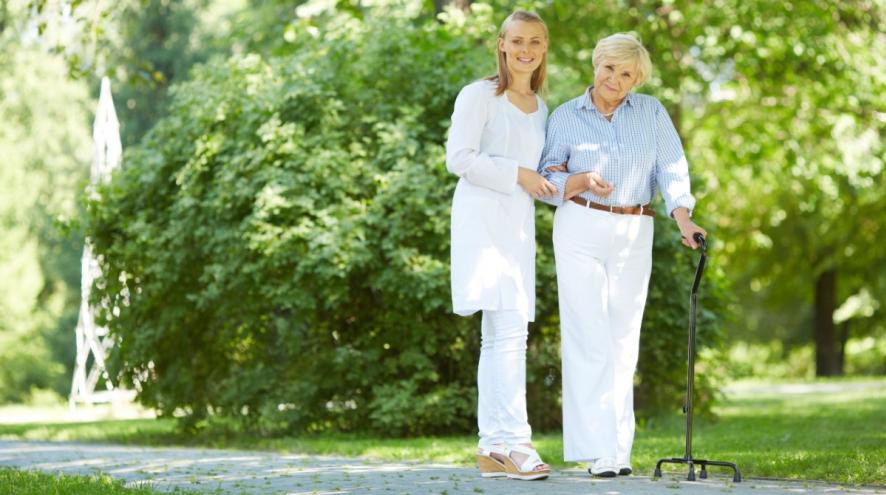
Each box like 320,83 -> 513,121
477,310 -> 532,449
553,202 -> 653,463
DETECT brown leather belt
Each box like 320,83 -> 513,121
570,196 -> 656,217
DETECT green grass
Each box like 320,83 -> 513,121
0,468 -> 200,494
1,378 -> 883,486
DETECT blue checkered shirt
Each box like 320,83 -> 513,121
537,88 -> 696,216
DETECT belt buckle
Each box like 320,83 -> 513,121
609,204 -> 614,213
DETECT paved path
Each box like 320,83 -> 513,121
1,441 -> 883,494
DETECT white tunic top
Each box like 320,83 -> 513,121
446,80 -> 548,322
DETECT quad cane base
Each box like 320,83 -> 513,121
654,457 -> 741,483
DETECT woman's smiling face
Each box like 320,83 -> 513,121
498,20 -> 547,78
594,60 -> 639,103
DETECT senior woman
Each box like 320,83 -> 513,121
537,33 -> 706,478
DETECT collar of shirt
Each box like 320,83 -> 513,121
576,86 -> 635,114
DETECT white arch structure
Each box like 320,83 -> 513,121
69,77 -> 135,407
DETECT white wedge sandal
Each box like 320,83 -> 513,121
500,444 -> 550,481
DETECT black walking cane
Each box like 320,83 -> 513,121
654,233 -> 741,483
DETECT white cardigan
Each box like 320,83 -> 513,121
446,80 -> 548,322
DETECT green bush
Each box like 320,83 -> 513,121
88,4 -> 728,434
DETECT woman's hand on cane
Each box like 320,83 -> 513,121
673,207 -> 707,249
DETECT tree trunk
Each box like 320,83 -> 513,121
814,269 -> 842,376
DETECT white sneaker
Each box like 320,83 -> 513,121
588,457 -> 618,477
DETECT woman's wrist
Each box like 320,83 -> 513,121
672,207 -> 692,224
516,167 -> 529,185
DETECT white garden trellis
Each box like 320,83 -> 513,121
69,77 -> 135,407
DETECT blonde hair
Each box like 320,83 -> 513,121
592,33 -> 652,87
486,11 -> 548,96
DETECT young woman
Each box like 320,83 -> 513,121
445,10 -> 555,481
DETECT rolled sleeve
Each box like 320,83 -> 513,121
445,83 -> 518,194
536,112 -> 571,207
653,101 -> 696,216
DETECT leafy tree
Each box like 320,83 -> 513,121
0,21 -> 92,401
108,0 -> 212,147
26,0 -> 223,146
683,0 -> 885,376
